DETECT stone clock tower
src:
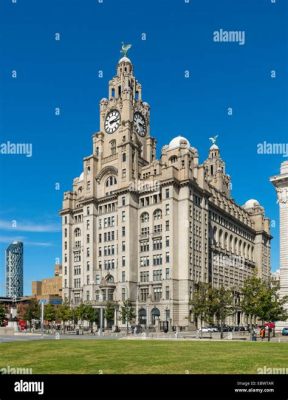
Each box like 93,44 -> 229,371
93,53 -> 156,186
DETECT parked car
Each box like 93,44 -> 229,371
282,327 -> 288,336
198,327 -> 214,333
207,326 -> 219,332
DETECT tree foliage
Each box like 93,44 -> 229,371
0,304 -> 6,326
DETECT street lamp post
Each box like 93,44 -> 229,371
99,292 -> 103,336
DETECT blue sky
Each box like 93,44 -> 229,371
0,0 -> 287,295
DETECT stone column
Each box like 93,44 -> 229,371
270,161 -> 288,319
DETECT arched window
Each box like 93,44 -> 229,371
138,308 -> 146,325
106,274 -> 114,283
153,209 -> 162,220
234,237 -> 238,255
105,176 -> 117,187
213,226 -> 217,245
224,232 -> 229,250
74,228 -> 81,237
219,229 -> 223,248
140,212 -> 149,223
151,307 -> 160,325
110,140 -> 116,155
169,156 -> 177,164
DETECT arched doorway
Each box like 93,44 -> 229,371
151,307 -> 160,325
138,308 -> 146,325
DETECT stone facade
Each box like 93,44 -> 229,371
60,54 -> 271,329
32,264 -> 62,304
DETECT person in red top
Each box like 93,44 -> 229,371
260,327 -> 266,341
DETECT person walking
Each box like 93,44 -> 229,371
260,326 -> 266,341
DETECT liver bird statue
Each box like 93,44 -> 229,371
121,42 -> 132,57
209,135 -> 218,145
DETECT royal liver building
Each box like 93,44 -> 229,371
60,49 -> 271,329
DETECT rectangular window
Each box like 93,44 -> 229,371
96,275 -> 100,285
165,204 -> 170,215
87,275 -> 90,285
87,234 -> 90,244
140,288 -> 149,302
166,220 -> 170,231
122,271 -> 125,282
122,241 -> 126,252
122,196 -> 126,206
165,286 -> 170,300
122,288 -> 126,301
166,236 -> 170,247
122,256 -> 126,267
122,211 -> 126,222
166,188 -> 169,199
166,252 -> 170,263
165,268 -> 170,279
140,256 -> 149,267
153,286 -> 162,302
122,226 -> 125,237
87,261 -> 90,271
140,271 -> 149,282
153,269 -> 162,281
153,254 -> 162,266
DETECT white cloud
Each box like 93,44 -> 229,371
0,236 -> 53,247
0,219 -> 61,233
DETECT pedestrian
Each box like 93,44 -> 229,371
260,327 -> 265,341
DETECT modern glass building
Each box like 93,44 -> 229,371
5,241 -> 23,298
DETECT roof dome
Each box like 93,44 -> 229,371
168,136 -> 191,150
118,56 -> 131,64
243,199 -> 260,209
79,172 -> 84,181
210,144 -> 219,150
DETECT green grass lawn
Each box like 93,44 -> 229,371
0,340 -> 287,374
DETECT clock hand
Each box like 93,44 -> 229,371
110,118 -> 119,124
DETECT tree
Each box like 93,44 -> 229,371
241,276 -> 264,339
189,283 -> 210,330
209,286 -> 235,339
256,281 -> 288,324
19,299 -> 40,330
241,276 -> 288,340
255,281 -> 288,341
44,304 -> 56,324
104,302 -> 115,329
56,301 -> 71,332
120,299 -> 135,333
76,303 -> 99,332
0,304 -> 6,326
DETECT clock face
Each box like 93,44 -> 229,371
133,112 -> 147,137
105,110 -> 121,134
